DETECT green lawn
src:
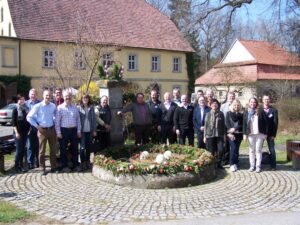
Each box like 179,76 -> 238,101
0,200 -> 32,223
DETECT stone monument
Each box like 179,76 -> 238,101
97,80 -> 126,146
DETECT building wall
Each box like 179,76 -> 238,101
195,85 -> 256,107
0,0 -> 16,37
0,37 -> 189,98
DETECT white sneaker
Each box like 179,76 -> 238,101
248,167 -> 255,172
256,167 -> 261,173
230,165 -> 236,172
234,164 -> 238,171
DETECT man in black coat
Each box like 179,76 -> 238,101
147,90 -> 161,143
262,94 -> 278,170
158,92 -> 177,145
174,95 -> 194,146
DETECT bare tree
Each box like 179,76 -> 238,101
146,0 -> 169,13
41,9 -> 121,94
209,66 -> 255,103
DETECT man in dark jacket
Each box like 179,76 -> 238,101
158,92 -> 177,145
174,95 -> 194,146
262,94 -> 278,170
147,90 -> 161,143
118,93 -> 152,145
95,95 -> 112,149
193,96 -> 210,148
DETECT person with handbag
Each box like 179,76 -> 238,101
78,94 -> 97,170
225,99 -> 243,172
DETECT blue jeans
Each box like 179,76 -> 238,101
80,132 -> 92,164
228,135 -> 242,166
27,126 -> 39,166
267,137 -> 276,168
59,128 -> 79,168
14,131 -> 28,168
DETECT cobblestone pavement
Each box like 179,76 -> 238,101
0,154 -> 300,225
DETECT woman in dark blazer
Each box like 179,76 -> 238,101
12,94 -> 30,173
243,97 -> 268,173
193,96 -> 210,148
226,99 -> 243,172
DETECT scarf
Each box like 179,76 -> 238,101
17,104 -> 28,120
247,108 -> 256,124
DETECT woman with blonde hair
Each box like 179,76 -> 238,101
225,99 -> 243,172
243,97 -> 268,173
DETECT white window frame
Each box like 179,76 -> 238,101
1,46 -> 18,67
42,49 -> 55,68
74,50 -> 85,70
172,57 -> 181,73
102,53 -> 113,67
128,54 -> 138,71
151,55 -> 161,72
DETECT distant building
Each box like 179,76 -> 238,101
195,39 -> 300,105
0,0 -> 193,103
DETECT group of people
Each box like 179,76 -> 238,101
12,86 -> 278,175
118,88 -> 278,173
12,88 -> 111,175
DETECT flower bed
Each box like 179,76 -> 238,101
92,144 -> 216,189
94,144 -> 214,176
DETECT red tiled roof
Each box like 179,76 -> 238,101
239,40 -> 300,66
195,65 -> 258,85
195,64 -> 300,85
8,0 -> 194,52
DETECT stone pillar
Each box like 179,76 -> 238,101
97,80 -> 125,146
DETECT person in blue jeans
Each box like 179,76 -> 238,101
262,94 -> 278,170
55,91 -> 81,172
225,99 -> 243,172
25,88 -> 40,169
12,94 -> 30,173
78,94 -> 97,170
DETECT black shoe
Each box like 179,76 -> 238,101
50,168 -> 59,173
15,166 -> 21,173
28,164 -> 34,170
41,168 -> 47,176
271,167 -> 276,171
217,164 -> 224,169
20,167 -> 27,173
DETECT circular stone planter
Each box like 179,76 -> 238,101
92,164 -> 216,189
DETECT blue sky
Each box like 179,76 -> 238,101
237,0 -> 274,22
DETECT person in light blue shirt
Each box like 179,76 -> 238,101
26,89 -> 58,175
25,88 -> 41,169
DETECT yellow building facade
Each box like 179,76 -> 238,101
0,37 -> 189,96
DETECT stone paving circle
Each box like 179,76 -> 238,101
0,153 -> 300,224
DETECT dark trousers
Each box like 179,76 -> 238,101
228,134 -> 242,166
161,125 -> 176,144
98,131 -> 111,150
149,123 -> 160,144
223,139 -> 230,164
80,132 -> 92,164
206,137 -> 224,166
27,126 -> 39,166
60,128 -> 79,168
267,137 -> 276,168
134,124 -> 150,145
179,128 -> 194,146
196,131 -> 206,149
14,131 -> 28,168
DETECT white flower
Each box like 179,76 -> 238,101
163,151 -> 172,160
155,154 -> 165,164
140,151 -> 149,160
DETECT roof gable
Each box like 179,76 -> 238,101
221,39 -> 255,64
8,0 -> 194,52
